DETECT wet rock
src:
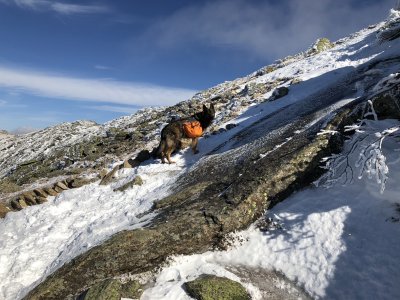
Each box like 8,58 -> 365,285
183,275 -> 250,300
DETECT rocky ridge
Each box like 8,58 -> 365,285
1,12 -> 400,300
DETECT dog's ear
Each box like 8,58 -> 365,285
203,104 -> 208,112
209,103 -> 215,113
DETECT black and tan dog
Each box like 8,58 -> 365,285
157,103 -> 215,164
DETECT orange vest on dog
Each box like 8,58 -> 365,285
183,121 -> 203,138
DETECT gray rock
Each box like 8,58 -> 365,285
271,87 -> 289,101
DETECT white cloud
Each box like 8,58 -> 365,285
94,65 -> 112,71
142,0 -> 394,59
0,66 -> 196,107
0,99 -> 7,105
2,0 -> 110,15
51,3 -> 109,15
84,105 -> 138,114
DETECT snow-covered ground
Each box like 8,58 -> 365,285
1,11 -> 400,300
141,119 -> 400,300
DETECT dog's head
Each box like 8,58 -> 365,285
197,103 -> 215,128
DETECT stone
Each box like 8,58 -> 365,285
69,178 -> 89,189
17,198 -> 28,208
35,197 -> 47,204
53,186 -> 64,193
225,123 -> 237,130
22,191 -> 37,201
10,199 -> 22,210
33,189 -> 48,198
44,187 -> 58,196
81,279 -> 121,300
271,87 -> 289,101
55,182 -> 69,190
21,194 -> 37,206
120,280 -> 143,299
183,275 -> 250,300
0,203 -> 10,218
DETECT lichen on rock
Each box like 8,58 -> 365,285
183,274 -> 250,300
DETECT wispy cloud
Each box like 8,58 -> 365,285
0,98 -> 27,108
51,3 -> 109,15
0,66 -> 196,106
84,104 -> 138,114
1,0 -> 110,15
140,0 -> 394,59
94,65 -> 112,71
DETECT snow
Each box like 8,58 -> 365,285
1,11 -> 400,300
142,120 -> 400,300
0,162 -> 181,299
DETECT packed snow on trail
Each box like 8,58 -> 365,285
1,12 -> 400,300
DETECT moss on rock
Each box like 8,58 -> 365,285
121,280 -> 143,299
183,275 -> 250,300
81,279 -> 121,300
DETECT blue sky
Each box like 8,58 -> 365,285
0,0 -> 396,133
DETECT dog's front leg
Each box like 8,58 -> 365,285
191,138 -> 199,154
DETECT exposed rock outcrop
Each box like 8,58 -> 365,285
24,56 -> 400,298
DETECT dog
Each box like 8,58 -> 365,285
157,103 -> 215,164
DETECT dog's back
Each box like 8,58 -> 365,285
157,104 -> 215,163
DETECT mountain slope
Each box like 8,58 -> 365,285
1,10 -> 400,300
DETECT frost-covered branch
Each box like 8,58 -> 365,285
315,101 -> 400,193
